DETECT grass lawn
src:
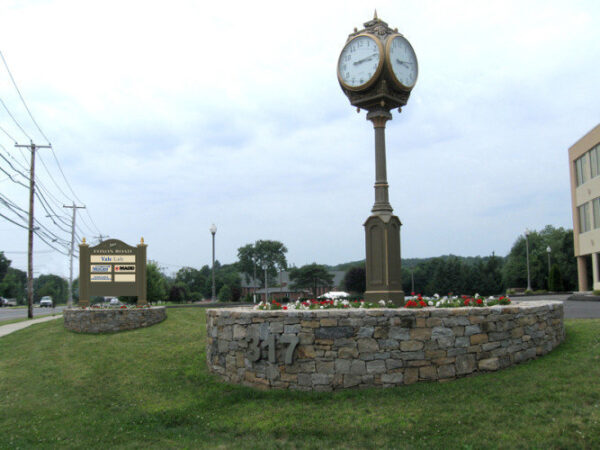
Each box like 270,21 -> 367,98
0,309 -> 598,449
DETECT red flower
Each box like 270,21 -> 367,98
419,300 -> 427,307
464,299 -> 470,306
476,298 -> 483,305
411,292 -> 415,296
283,306 -> 287,310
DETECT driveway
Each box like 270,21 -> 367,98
514,294 -> 600,319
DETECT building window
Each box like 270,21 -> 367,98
591,145 -> 600,179
579,202 -> 591,233
576,154 -> 589,186
594,198 -> 600,229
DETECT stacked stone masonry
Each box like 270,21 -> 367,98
206,301 -> 564,391
64,307 -> 166,333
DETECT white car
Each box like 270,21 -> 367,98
39,296 -> 53,307
109,298 -> 122,306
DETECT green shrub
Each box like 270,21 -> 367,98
549,264 -> 564,292
218,284 -> 232,302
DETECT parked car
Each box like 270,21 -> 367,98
0,297 -> 17,307
39,296 -> 53,307
109,298 -> 122,306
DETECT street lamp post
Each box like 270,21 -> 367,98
525,229 -> 532,291
210,224 -> 217,301
547,246 -> 552,288
263,264 -> 268,304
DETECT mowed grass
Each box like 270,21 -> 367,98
0,309 -> 599,449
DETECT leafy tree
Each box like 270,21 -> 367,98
237,240 -> 287,287
175,266 -> 207,300
289,263 -> 334,297
218,284 -> 232,302
237,244 -> 260,286
34,274 -> 68,304
503,226 -> 576,291
0,267 -> 27,304
169,282 -> 189,303
147,261 -> 167,303
0,251 -> 10,282
343,266 -> 366,294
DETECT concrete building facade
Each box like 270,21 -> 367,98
569,124 -> 600,291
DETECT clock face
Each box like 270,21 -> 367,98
386,35 -> 418,89
337,34 -> 383,90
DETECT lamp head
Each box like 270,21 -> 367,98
209,224 -> 217,235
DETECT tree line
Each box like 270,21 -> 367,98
0,225 -> 580,304
343,225 -> 577,296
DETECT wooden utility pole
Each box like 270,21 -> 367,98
15,141 -> 52,319
63,202 -> 85,308
93,233 -> 109,244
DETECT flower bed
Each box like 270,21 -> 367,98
256,294 -> 512,310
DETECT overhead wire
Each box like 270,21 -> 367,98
0,124 -> 17,143
0,48 -> 105,252
0,50 -> 50,144
0,96 -> 31,141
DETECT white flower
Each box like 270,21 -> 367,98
378,300 -> 386,306
434,293 -> 440,299
428,301 -> 434,306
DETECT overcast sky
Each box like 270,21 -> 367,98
0,0 -> 599,278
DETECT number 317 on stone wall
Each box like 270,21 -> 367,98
248,334 -> 299,365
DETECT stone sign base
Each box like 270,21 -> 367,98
64,307 -> 166,333
207,301 -> 564,391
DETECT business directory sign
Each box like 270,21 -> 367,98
78,238 -> 147,307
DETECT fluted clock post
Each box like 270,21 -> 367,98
337,12 -> 418,305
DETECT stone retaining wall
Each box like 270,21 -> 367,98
206,301 -> 564,391
64,307 -> 167,333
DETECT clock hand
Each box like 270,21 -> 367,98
396,59 -> 413,67
353,53 -> 378,65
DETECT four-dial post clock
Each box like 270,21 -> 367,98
337,12 -> 418,305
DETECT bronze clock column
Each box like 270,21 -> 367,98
337,12 -> 418,305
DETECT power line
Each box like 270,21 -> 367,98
0,50 -> 50,144
0,124 -> 17,143
0,97 -> 31,140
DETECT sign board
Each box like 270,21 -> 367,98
78,238 -> 147,307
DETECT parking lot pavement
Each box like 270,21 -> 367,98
0,315 -> 62,338
514,294 -> 600,319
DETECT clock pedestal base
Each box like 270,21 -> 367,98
363,214 -> 405,305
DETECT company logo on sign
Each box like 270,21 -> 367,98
91,274 -> 111,282
115,265 -> 135,272
91,265 -> 112,273
90,255 -> 136,263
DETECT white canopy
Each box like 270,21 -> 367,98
319,291 -> 350,299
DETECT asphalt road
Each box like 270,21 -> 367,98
514,294 -> 600,319
0,306 -> 66,321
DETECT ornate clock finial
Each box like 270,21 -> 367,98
140,237 -> 145,245
374,9 -> 378,20
82,237 -> 86,244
